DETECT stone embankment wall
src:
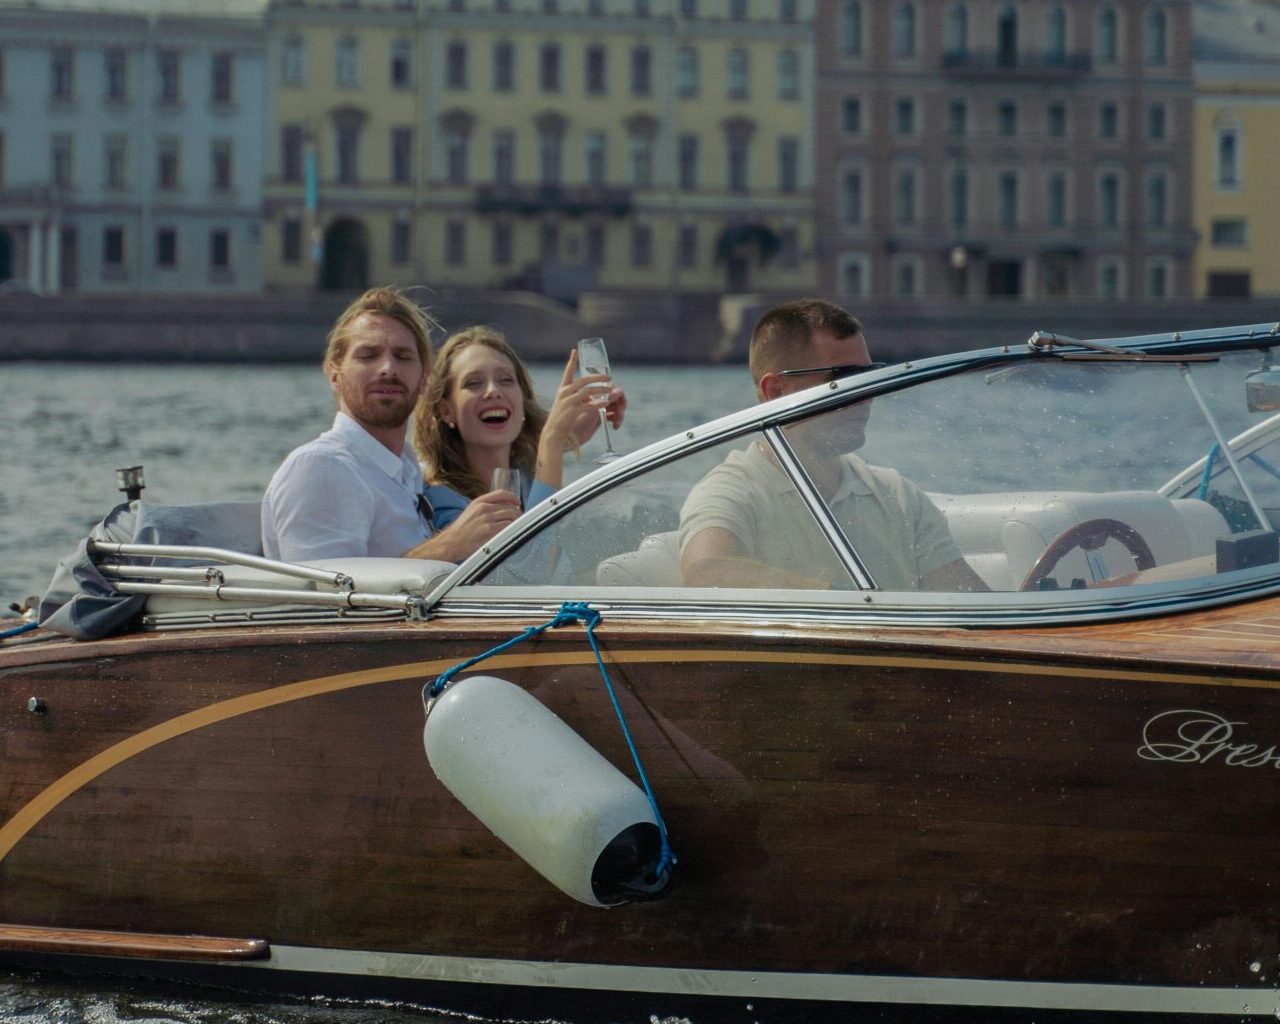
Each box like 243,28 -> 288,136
0,290 -> 1276,364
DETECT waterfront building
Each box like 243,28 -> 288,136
0,0 -> 265,294
1192,0 -> 1280,299
815,0 -> 1195,303
263,0 -> 816,301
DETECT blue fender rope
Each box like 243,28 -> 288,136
1197,443 -> 1220,501
0,621 -> 38,641
423,601 -> 675,877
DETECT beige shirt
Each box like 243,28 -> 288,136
678,443 -> 961,590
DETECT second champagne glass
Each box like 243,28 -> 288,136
491,467 -> 523,508
576,337 -> 621,463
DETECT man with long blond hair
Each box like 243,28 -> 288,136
261,287 -> 520,563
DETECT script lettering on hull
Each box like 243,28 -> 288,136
1139,709 -> 1280,768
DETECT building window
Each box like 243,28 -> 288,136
631,46 -> 651,97
727,136 -> 750,193
1147,102 -> 1166,140
1047,101 -> 1067,138
493,129 -> 515,184
105,49 -> 128,101
282,36 -> 305,87
447,41 -> 468,89
1097,6 -> 1118,64
494,41 -> 515,92
998,171 -> 1018,228
895,169 -> 916,225
841,1 -> 863,56
779,226 -> 798,268
336,37 -> 359,88
282,219 -> 302,264
282,126 -> 304,183
840,254 -> 868,296
997,5 -> 1019,66
1099,259 -> 1122,299
211,52 -> 233,104
841,169 -> 863,225
677,47 -> 698,97
1099,172 -> 1120,228
842,96 -> 862,133
585,131 -> 607,185
997,100 -> 1017,136
679,224 -> 698,268
634,0 -> 651,13
1207,272 -> 1251,298
209,229 -> 231,270
103,226 -> 125,270
1215,116 -> 1240,189
392,220 -> 412,264
539,126 -> 563,185
679,134 -> 698,190
212,139 -> 233,192
446,130 -> 469,186
893,3 -> 917,58
156,227 -> 177,269
392,127 -> 413,184
1047,170 -> 1067,228
337,124 -> 360,184
895,97 -> 915,135
1210,219 -> 1247,247
727,49 -> 749,99
586,222 -> 605,267
586,45 -> 607,95
894,258 -> 918,297
1147,260 -> 1169,299
492,221 -> 513,266
681,0 -> 698,16
948,99 -> 967,136
1144,6 -> 1167,65
391,39 -> 413,89
949,168 -> 968,229
780,0 -> 796,21
157,137 -> 179,190
729,0 -> 747,19
104,135 -> 127,190
631,223 -> 652,267
51,48 -> 74,101
778,137 -> 798,193
777,51 -> 798,101
946,3 -> 968,58
51,134 -> 74,188
158,50 -> 181,103
1146,172 -> 1167,229
1099,101 -> 1118,139
628,133 -> 653,188
446,220 -> 466,265
1045,5 -> 1067,61
540,44 -> 561,92
540,221 -> 558,262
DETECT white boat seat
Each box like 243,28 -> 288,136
595,531 -> 683,588
142,557 -> 457,615
929,490 -> 1232,591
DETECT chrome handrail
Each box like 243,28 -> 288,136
89,541 -> 354,590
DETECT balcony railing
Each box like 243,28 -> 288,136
475,184 -> 633,217
942,50 -> 1092,78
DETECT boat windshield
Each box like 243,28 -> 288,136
475,349 -> 1280,599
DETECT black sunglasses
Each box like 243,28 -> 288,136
776,361 -> 887,382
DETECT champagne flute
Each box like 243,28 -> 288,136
577,337 -> 621,464
491,467 -> 523,508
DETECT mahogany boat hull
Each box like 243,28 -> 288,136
4,608 -> 1280,1021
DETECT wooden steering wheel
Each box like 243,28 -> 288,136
1019,517 -> 1157,592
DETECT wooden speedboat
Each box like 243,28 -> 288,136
6,323 -> 1280,1022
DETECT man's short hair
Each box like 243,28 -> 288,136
748,298 -> 863,386
323,286 -> 439,373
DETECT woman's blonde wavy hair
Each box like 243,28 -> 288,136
414,326 -> 560,500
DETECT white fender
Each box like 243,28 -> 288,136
423,675 -> 667,907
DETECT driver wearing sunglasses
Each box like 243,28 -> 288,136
678,298 -> 988,593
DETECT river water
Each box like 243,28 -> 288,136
0,359 -> 755,1023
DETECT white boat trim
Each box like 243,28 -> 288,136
233,944 -> 1280,1015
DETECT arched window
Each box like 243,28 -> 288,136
1045,6 -> 1066,61
997,6 -> 1018,67
892,3 -> 916,59
945,3 -> 968,58
840,1 -> 863,56
1144,6 -> 1167,65
1096,6 -> 1118,64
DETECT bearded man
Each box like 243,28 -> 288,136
261,287 -> 520,563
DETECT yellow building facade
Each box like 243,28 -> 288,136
1192,1 -> 1280,298
263,0 -> 815,299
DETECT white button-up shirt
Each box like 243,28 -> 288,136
261,412 -> 433,562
